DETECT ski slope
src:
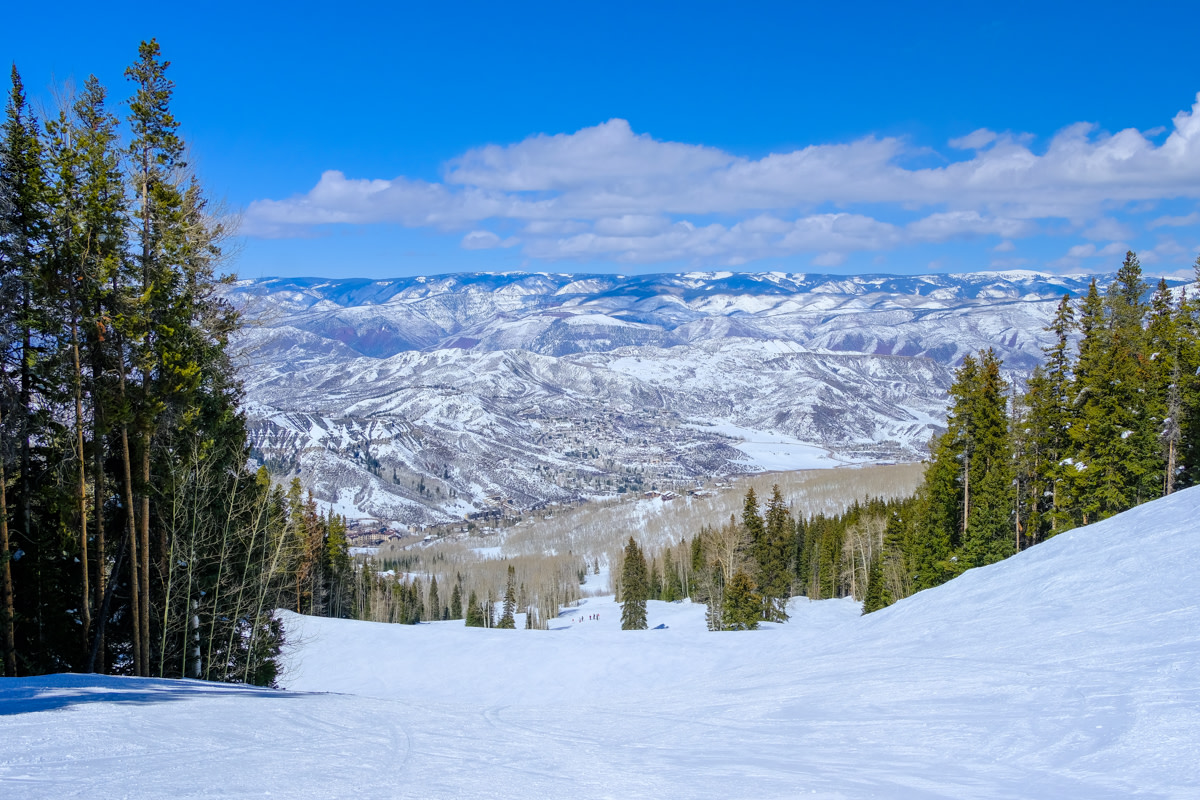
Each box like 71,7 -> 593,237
3,487 -> 1199,798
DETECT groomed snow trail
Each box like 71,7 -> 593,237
3,487 -> 1199,798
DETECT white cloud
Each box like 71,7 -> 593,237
1083,217 -> 1133,241
906,211 -> 1033,242
445,119 -> 734,193
989,257 -> 1031,269
1067,241 -> 1128,259
461,230 -> 503,250
243,93 -> 1200,265
993,240 -> 1016,252
1149,211 -> 1200,228
812,251 -> 848,267
1139,238 -> 1189,265
592,215 -> 672,236
948,129 -> 999,150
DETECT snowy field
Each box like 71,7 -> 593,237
3,488 -> 1199,798
684,420 -> 853,470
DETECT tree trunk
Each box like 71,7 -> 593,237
1051,481 -> 1058,533
139,146 -> 153,678
188,598 -> 201,679
1165,439 -> 1176,496
1014,471 -> 1021,553
20,286 -> 40,659
72,317 -> 91,653
961,451 -> 970,537
91,405 -> 106,672
0,404 -> 16,676
87,529 -> 127,674
139,438 -> 151,675
121,422 -> 142,676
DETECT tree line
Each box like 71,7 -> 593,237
863,252 -> 1200,610
0,45 -> 353,681
367,546 -> 589,630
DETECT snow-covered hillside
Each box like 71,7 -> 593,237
4,486 -> 1198,798
228,270 -> 1123,524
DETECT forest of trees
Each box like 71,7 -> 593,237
862,253 -> 1200,610
0,45 -> 354,681
365,546 -> 583,631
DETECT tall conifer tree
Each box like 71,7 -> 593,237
758,485 -> 794,621
620,537 -> 648,630
497,565 -> 516,628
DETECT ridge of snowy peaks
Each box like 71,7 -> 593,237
228,270 -> 1101,363
5,484 -> 1197,798
226,270 -> 1112,525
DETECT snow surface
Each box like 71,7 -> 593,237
3,487 -> 1200,798
685,420 -> 853,470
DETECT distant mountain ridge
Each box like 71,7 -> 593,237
225,270 -> 1119,526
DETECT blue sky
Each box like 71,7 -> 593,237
5,1 -> 1200,279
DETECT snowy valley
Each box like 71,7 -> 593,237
227,270 -> 1109,526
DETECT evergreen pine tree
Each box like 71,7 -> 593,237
861,551 -> 890,614
909,349 -> 1014,585
722,570 -> 760,630
465,589 -> 484,627
758,484 -> 794,621
428,576 -> 440,624
1147,278 -> 1182,496
647,559 -> 661,600
1022,294 -> 1076,539
1069,260 -> 1157,522
620,537 -> 648,630
0,66 -> 52,676
323,513 -> 351,617
961,349 -> 1014,568
0,48 -> 292,683
496,565 -> 516,628
1177,257 -> 1200,487
449,581 -> 463,620
741,486 -> 764,563
661,548 -> 679,602
1,65 -> 68,676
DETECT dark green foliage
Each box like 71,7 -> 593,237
620,537 -> 648,630
861,552 -> 890,614
1021,294 -> 1077,540
795,495 -> 904,603
659,548 -> 681,601
465,589 -> 485,627
322,513 -> 352,618
496,565 -> 516,628
757,485 -> 794,621
449,581 -> 463,620
428,576 -> 440,625
0,48 -> 367,680
689,534 -> 704,597
1178,258 -> 1200,487
647,559 -> 661,600
862,251 -> 1200,613
722,570 -> 760,630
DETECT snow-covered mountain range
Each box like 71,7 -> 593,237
226,270 -> 1107,525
